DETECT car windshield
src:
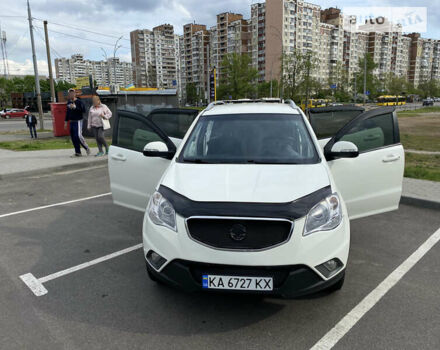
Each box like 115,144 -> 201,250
180,113 -> 319,164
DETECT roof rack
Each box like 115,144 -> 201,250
204,98 -> 297,111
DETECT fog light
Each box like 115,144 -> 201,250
146,250 -> 167,270
315,258 -> 343,278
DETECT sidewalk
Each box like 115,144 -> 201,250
0,132 -> 53,142
401,177 -> 440,209
0,148 -> 107,179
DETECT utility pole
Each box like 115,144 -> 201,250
206,44 -> 210,103
354,75 -> 357,104
304,52 -> 311,112
363,53 -> 367,106
0,22 -> 9,78
43,21 -> 56,103
27,0 -> 44,130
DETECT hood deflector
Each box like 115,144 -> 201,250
158,185 -> 332,220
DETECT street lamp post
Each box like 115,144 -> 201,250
100,47 -> 109,86
113,36 -> 123,89
269,25 -> 283,98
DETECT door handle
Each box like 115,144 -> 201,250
382,154 -> 400,163
111,154 -> 127,161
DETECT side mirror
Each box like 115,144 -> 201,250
143,141 -> 175,160
325,141 -> 359,160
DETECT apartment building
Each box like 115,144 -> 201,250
265,0 -> 335,85
130,24 -> 179,89
130,29 -> 156,87
54,54 -> 132,87
213,12 -> 248,78
250,3 -> 266,81
432,41 -> 440,81
406,33 -> 440,86
320,7 -> 345,84
182,23 -> 210,100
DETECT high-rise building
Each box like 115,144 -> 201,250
250,3 -> 266,81
265,0 -> 331,84
213,12 -> 248,78
130,24 -> 179,89
182,23 -> 210,101
54,54 -> 132,87
406,33 -> 439,86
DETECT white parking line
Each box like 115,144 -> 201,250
311,227 -> 440,350
20,243 -> 143,297
0,193 -> 111,219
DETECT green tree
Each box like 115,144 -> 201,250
185,82 -> 200,105
417,79 -> 440,98
354,53 -> 379,99
256,80 -> 279,98
55,80 -> 75,93
217,53 -> 258,100
281,50 -> 318,103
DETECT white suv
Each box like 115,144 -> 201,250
108,101 -> 404,297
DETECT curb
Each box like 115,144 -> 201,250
400,196 -> 440,211
0,159 -> 108,180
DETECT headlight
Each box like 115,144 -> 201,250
303,193 -> 342,236
147,191 -> 177,232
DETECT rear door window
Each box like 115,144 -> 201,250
149,109 -> 199,139
308,107 -> 364,139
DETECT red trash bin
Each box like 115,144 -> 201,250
50,102 -> 70,137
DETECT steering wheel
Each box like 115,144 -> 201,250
260,136 -> 300,158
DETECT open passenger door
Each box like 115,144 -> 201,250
108,108 -> 199,211
317,107 -> 404,219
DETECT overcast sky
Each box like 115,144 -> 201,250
0,0 -> 439,76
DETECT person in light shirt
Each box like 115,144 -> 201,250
87,95 -> 112,156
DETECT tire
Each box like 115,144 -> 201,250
326,272 -> 345,294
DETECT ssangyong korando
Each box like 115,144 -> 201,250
108,101 -> 404,297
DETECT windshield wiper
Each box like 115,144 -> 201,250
244,159 -> 300,164
182,158 -> 211,163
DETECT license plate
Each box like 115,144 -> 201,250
202,275 -> 273,291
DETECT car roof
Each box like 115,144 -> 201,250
202,102 -> 300,116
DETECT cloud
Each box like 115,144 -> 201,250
7,59 -> 48,76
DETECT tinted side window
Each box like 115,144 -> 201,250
309,110 -> 363,139
117,115 -> 162,152
150,112 -> 196,139
338,113 -> 395,152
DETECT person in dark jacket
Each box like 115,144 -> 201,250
25,111 -> 38,139
65,88 -> 90,157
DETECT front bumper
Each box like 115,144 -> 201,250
147,259 -> 345,298
143,211 -> 350,296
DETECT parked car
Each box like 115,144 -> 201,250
0,108 -> 12,118
108,101 -> 404,298
1,108 -> 29,119
422,98 -> 434,106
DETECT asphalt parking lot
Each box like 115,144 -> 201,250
1,166 -> 439,350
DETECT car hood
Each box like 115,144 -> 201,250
160,162 -> 330,203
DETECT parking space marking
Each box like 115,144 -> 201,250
311,227 -> 440,350
0,193 -> 111,219
19,273 -> 48,296
20,243 -> 142,297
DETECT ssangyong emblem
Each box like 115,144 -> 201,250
229,223 -> 247,241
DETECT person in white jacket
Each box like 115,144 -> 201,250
87,95 -> 112,156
